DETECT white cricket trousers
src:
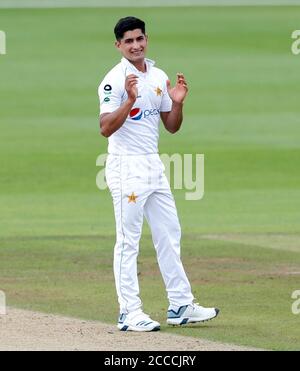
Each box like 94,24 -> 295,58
105,153 -> 194,314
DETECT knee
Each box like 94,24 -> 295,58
153,221 -> 181,240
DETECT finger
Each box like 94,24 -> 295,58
126,74 -> 138,79
177,81 -> 186,87
126,77 -> 138,85
177,73 -> 185,79
128,79 -> 138,85
179,82 -> 188,91
166,79 -> 171,91
127,78 -> 138,83
126,79 -> 138,85
126,79 -> 138,87
128,82 -> 138,89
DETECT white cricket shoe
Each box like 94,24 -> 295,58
167,303 -> 220,325
118,309 -> 161,332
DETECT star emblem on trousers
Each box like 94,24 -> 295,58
127,192 -> 138,203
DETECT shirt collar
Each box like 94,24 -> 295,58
121,57 -> 155,75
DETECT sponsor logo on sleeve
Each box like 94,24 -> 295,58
104,84 -> 112,91
103,84 -> 112,95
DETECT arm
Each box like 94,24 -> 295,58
100,74 -> 138,138
160,73 -> 188,134
160,102 -> 183,134
100,99 -> 135,137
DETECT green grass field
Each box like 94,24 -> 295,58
1,6 -> 300,350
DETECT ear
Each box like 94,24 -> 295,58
115,40 -> 121,50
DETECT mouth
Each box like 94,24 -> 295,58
131,50 -> 143,56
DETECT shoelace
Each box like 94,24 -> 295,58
132,312 -> 151,324
191,303 -> 203,311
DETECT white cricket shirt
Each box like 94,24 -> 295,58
98,57 -> 172,155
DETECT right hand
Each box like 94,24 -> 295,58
125,74 -> 138,102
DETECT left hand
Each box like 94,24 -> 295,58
166,73 -> 188,104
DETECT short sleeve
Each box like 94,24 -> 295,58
98,73 -> 123,115
160,74 -> 172,112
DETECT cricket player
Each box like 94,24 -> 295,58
98,17 -> 219,332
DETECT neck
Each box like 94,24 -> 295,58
131,59 -> 146,73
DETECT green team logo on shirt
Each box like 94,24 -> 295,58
104,97 -> 110,103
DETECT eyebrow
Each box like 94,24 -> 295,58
124,35 -> 145,43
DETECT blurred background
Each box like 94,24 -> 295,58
0,0 -> 300,350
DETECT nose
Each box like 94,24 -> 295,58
132,40 -> 141,50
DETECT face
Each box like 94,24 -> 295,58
115,29 -> 148,64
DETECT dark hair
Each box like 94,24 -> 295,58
114,16 -> 146,40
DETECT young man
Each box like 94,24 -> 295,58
98,17 -> 219,332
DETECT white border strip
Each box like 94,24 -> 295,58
0,0 -> 300,9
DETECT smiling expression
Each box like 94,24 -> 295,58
115,29 -> 148,66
